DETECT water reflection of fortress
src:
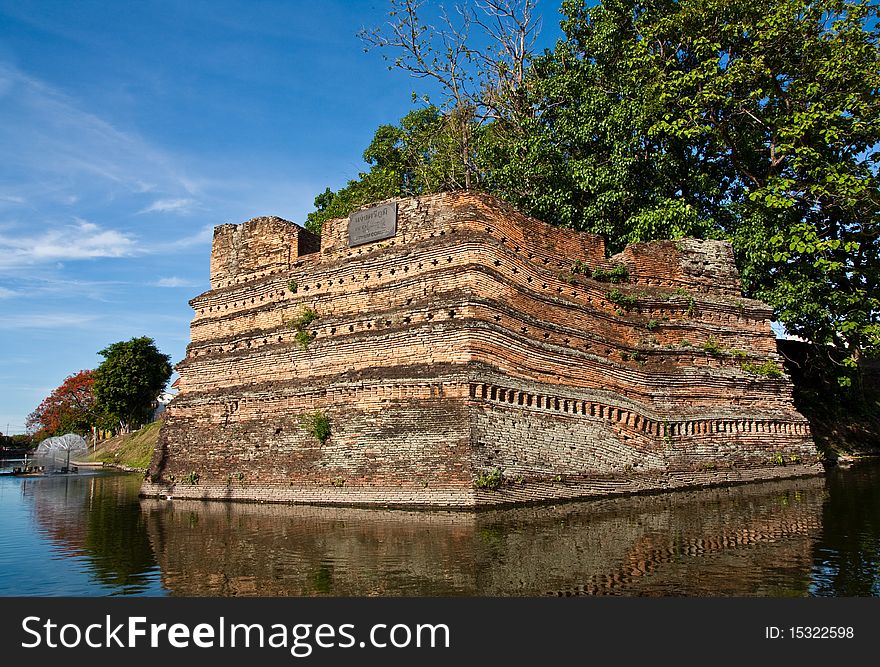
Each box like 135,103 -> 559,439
141,475 -> 825,597
22,474 -> 159,593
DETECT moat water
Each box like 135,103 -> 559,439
1,459 -> 879,596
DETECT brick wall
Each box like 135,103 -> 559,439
144,192 -> 821,507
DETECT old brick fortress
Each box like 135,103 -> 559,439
141,192 -> 821,507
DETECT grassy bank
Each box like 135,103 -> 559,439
86,421 -> 161,471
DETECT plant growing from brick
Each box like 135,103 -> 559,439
591,263 -> 629,283
287,279 -> 298,293
288,307 -> 319,350
662,422 -> 674,447
474,467 -> 503,490
294,329 -> 316,349
289,306 -> 318,329
606,289 -> 637,310
570,260 -> 590,275
301,410 -> 331,444
742,360 -> 783,379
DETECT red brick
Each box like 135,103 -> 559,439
143,192 -> 820,507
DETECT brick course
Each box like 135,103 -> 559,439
143,192 -> 821,507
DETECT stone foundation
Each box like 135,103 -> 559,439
141,462 -> 821,508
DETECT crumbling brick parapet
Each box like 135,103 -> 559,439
145,192 -> 820,507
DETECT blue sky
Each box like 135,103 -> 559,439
0,1 -> 565,434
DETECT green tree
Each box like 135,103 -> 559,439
11,433 -> 34,450
93,337 -> 172,433
359,0 -> 541,192
305,106 -> 466,232
316,0 -> 880,388
483,0 -> 727,245
640,0 -> 880,386
491,0 -> 880,387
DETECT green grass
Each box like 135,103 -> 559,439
87,421 -> 161,470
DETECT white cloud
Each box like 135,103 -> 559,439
0,313 -> 99,330
155,276 -> 197,288
149,224 -> 214,253
176,224 -> 214,246
0,287 -> 17,298
139,198 -> 198,214
0,219 -> 137,268
0,62 -> 198,204
21,276 -> 130,302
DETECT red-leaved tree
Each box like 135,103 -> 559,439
26,370 -> 98,441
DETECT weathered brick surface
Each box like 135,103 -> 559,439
143,192 -> 821,507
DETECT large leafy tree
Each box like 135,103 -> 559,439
93,337 -> 172,433
312,0 -> 879,388
519,0 -> 879,385
484,0 -> 729,245
305,106 -> 461,232
26,370 -> 98,440
645,0 -> 880,384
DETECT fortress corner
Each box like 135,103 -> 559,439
143,192 -> 821,508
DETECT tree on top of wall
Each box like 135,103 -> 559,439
311,0 -> 879,395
